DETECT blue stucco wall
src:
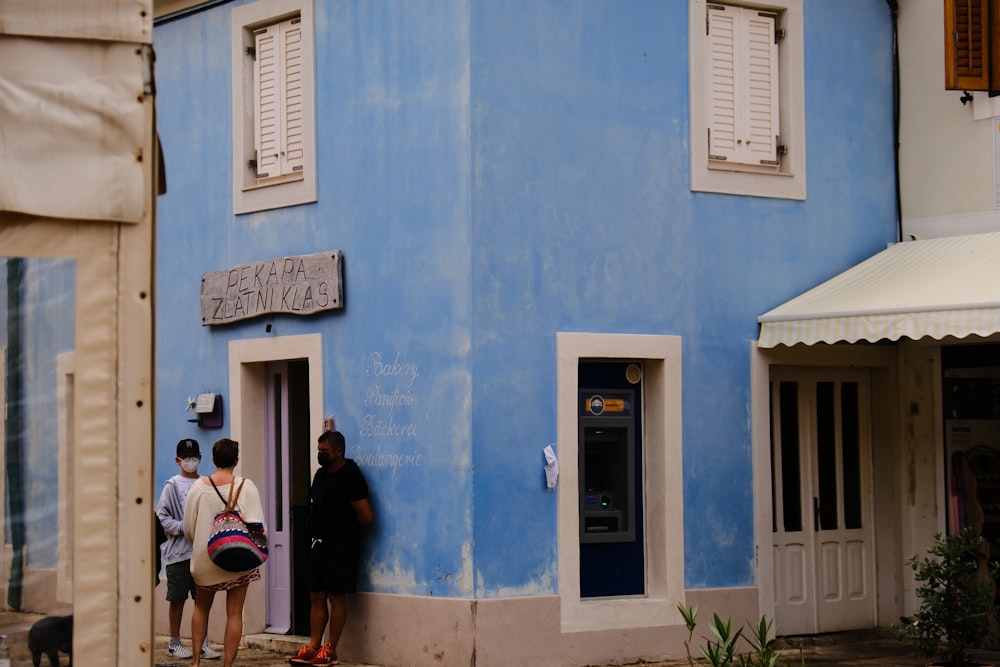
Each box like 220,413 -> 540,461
466,0 -> 896,592
155,0 -> 475,597
153,0 -> 896,598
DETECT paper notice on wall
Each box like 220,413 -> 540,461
543,444 -> 559,489
195,393 -> 217,413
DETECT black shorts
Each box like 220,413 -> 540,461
165,560 -> 197,602
307,536 -> 360,595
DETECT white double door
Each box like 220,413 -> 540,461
771,369 -> 876,635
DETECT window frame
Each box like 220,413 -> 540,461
557,333 -> 684,632
689,0 -> 806,200
232,0 -> 316,214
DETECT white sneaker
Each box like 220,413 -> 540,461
201,644 -> 222,660
167,644 -> 193,659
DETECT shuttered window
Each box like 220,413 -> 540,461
253,17 -> 304,180
707,4 -> 779,166
944,0 -> 1000,91
232,0 -> 316,214
690,0 -> 804,199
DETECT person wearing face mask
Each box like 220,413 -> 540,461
155,438 -> 222,660
289,430 -> 373,666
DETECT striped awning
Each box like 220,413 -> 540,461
757,232 -> 1000,348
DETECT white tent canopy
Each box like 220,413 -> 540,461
0,1 -> 155,664
0,0 -> 149,42
0,0 -> 150,223
758,232 -> 1000,348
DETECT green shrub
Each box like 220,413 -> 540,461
894,530 -> 999,667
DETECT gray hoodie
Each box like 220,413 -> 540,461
155,474 -> 199,566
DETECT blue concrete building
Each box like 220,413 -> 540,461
151,1 -> 903,664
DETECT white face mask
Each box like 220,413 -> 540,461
180,457 -> 200,473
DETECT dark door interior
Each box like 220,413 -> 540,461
287,360 -> 312,635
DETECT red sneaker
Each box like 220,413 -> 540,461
289,644 -> 319,665
308,642 -> 338,666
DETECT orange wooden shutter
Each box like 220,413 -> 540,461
945,0 -> 990,90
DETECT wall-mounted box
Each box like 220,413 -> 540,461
190,392 -> 224,429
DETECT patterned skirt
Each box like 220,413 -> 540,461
198,568 -> 260,592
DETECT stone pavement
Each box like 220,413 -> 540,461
4,610 -> 1000,667
154,632 -> 380,667
147,626 -> 1000,667
587,627 -> 1000,667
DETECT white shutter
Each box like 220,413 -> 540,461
741,10 -> 778,165
282,19 -> 304,174
707,4 -> 738,162
254,25 -> 279,178
706,4 -> 780,167
253,16 -> 305,181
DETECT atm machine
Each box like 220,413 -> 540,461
578,361 -> 644,597
579,393 -> 635,543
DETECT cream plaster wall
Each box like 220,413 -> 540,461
898,3 -> 1000,237
895,342 -> 946,617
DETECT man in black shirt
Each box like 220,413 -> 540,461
289,431 -> 374,667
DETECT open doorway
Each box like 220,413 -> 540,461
228,333 -> 324,637
264,360 -> 312,634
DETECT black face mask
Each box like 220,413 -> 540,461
317,452 -> 331,467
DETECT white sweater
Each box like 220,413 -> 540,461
183,476 -> 265,587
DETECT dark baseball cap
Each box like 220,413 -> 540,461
176,438 -> 201,457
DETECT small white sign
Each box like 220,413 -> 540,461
195,393 -> 217,414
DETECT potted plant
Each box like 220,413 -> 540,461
895,530 -> 1000,666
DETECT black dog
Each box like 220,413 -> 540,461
28,614 -> 72,667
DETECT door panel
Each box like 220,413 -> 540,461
265,363 -> 292,633
774,541 -> 807,604
772,370 -> 876,635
